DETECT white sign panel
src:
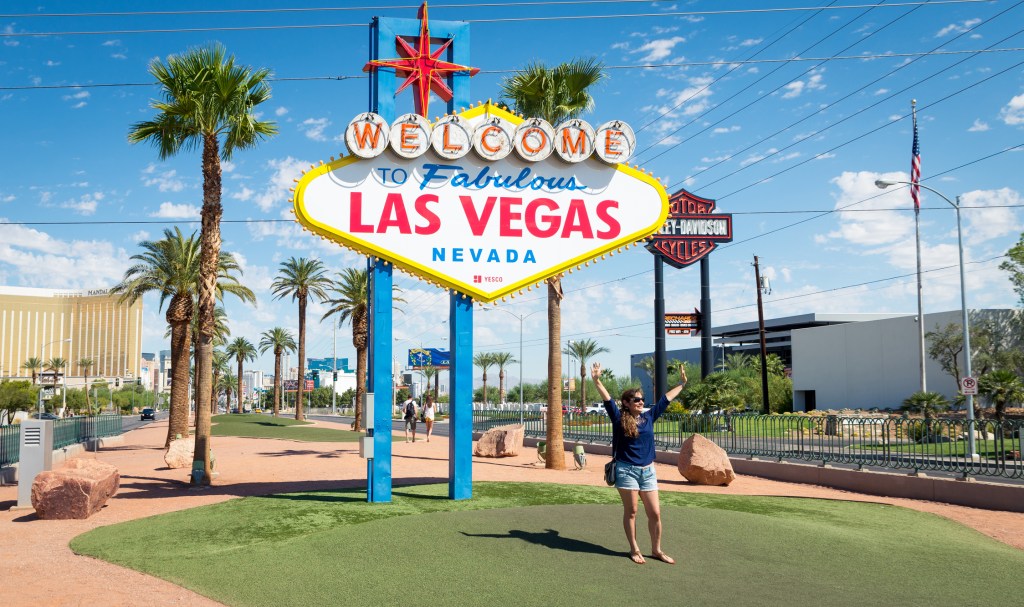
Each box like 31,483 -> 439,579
961,376 -> 978,395
293,103 -> 668,302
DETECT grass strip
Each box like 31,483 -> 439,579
71,481 -> 1024,607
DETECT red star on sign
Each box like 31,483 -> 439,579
363,2 -> 480,118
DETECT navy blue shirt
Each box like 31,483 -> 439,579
604,395 -> 671,466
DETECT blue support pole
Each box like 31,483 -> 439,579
449,293 -> 473,500
369,259 -> 393,502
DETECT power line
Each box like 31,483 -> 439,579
0,1 -> 991,37
686,15 -> 1024,192
7,48 -> 1024,92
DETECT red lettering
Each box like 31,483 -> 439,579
352,122 -> 383,149
525,198 -> 560,238
560,199 -> 593,238
499,197 -> 523,237
596,200 -> 620,239
460,195 -> 497,236
561,128 -> 587,155
349,192 -> 373,233
442,124 -> 462,153
414,194 -> 440,235
377,192 -> 412,234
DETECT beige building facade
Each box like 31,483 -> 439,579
0,286 -> 143,386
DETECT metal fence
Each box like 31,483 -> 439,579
1,415 -> 124,467
473,410 -> 1024,480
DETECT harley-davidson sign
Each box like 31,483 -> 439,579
293,102 -> 669,302
648,188 -> 732,268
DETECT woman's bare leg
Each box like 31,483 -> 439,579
640,490 -> 674,564
618,488 -> 644,564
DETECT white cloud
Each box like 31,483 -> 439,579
642,76 -> 715,137
739,38 -> 762,47
301,117 -> 330,141
0,193 -> 14,203
253,156 -> 311,212
958,188 -> 1022,242
814,152 -> 836,160
141,164 -> 186,192
231,186 -> 254,201
1000,93 -> 1024,125
45,60 -> 60,67
0,221 -> 131,289
221,161 -> 236,173
111,53 -> 127,60
967,119 -> 989,132
781,69 -> 825,99
936,18 -> 981,37
102,40 -> 121,47
3,24 -> 19,46
874,88 -> 889,96
150,202 -> 200,219
741,148 -> 778,167
631,36 -> 686,62
61,89 -> 89,108
275,107 -> 289,117
712,125 -> 740,134
129,230 -> 150,243
60,192 -> 103,215
827,170 -> 914,246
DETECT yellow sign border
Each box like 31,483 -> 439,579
293,103 -> 669,303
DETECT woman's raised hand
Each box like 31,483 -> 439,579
591,361 -> 602,381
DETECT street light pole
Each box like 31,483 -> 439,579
39,337 -> 71,416
875,179 -> 977,460
486,308 -> 543,426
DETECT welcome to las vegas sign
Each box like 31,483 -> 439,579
292,102 -> 669,303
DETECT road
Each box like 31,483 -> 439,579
307,414 -> 450,437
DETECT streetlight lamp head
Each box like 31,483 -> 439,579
874,179 -> 897,189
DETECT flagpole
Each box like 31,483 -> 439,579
911,99 -> 927,393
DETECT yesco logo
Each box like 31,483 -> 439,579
292,103 -> 668,303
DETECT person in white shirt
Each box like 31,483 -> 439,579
402,397 -> 418,442
422,394 -> 436,442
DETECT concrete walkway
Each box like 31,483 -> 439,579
2,416 -> 1022,607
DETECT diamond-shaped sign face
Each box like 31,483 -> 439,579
293,103 -> 669,302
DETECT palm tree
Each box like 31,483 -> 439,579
901,391 -> 950,421
226,337 -> 257,413
271,257 -> 331,422
77,358 -> 94,413
211,349 -> 230,415
633,356 -> 656,383
490,352 -> 516,404
321,268 -> 369,430
130,43 -> 276,484
112,227 -> 253,447
44,358 -> 67,386
22,357 -> 42,384
259,327 -> 296,418
473,352 -> 497,406
175,305 -> 231,419
566,339 -> 609,405
500,58 -> 605,470
725,352 -> 754,373
422,365 -> 438,403
978,370 -> 1024,422
220,371 -> 237,413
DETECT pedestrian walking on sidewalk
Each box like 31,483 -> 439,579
422,394 -> 435,442
402,397 -> 418,442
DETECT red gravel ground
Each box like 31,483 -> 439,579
2,417 -> 1022,607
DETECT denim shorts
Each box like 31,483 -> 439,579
615,461 -> 658,492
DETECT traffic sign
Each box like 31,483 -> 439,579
961,376 -> 978,395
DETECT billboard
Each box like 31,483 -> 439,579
665,310 -> 702,336
648,188 -> 733,268
408,347 -> 450,369
292,102 -> 669,302
307,357 -> 350,372
282,379 -> 315,392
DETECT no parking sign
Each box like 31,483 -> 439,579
961,376 -> 978,395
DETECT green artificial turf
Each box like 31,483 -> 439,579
210,414 -> 397,443
71,482 -> 1024,607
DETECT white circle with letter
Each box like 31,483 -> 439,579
595,120 -> 636,164
389,113 -> 431,159
345,112 -> 390,159
430,115 -> 471,160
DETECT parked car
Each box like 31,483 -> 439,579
141,408 -> 156,420
584,404 -> 605,415
31,412 -> 59,420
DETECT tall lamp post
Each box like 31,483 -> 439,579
875,179 -> 977,460
488,308 -> 543,426
39,338 -> 72,416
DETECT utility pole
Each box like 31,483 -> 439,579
753,256 -> 770,414
653,254 -> 667,400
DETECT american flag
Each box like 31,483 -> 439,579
910,107 -> 921,210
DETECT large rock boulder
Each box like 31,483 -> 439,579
164,436 -> 195,469
474,424 -> 525,457
31,459 -> 120,519
678,434 -> 735,486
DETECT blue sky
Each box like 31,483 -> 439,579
2,0 -> 1023,388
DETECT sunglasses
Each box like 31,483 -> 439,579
631,396 -> 645,403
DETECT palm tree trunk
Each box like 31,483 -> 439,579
499,369 -> 506,404
84,371 -> 91,414
194,132 -> 223,485
546,278 -> 565,469
211,370 -> 219,415
273,350 -> 282,417
237,358 -> 244,413
168,320 -> 191,448
579,361 -> 587,406
295,295 -> 307,421
482,371 -> 488,406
